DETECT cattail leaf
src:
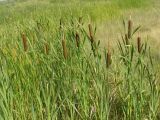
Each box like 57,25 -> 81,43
141,43 -> 144,53
117,39 -> 124,56
149,47 -> 153,67
97,40 -> 100,47
122,19 -> 126,32
142,42 -> 148,55
135,57 -> 141,69
81,28 -> 90,40
62,35 -> 68,59
98,54 -> 101,60
132,26 -> 141,36
88,23 -> 94,43
94,26 -> 97,35
121,34 -> 126,46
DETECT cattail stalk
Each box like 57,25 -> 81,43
137,36 -> 141,53
75,32 -> 80,48
128,18 -> 133,39
62,35 -> 67,59
21,33 -> 28,52
125,34 -> 129,45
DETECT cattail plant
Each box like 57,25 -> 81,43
62,34 -> 67,59
44,42 -> 49,55
75,32 -> 80,48
128,17 -> 133,39
105,42 -> 112,68
137,36 -> 142,53
21,33 -> 28,52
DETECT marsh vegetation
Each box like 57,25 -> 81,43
0,0 -> 160,119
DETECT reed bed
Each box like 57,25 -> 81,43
0,0 -> 159,119
0,16 -> 159,120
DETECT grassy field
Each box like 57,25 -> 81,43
0,0 -> 160,119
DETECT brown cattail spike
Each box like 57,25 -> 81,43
75,32 -> 80,48
106,42 -> 112,68
59,18 -> 62,31
44,43 -> 49,55
21,33 -> 28,52
62,35 -> 67,59
137,36 -> 141,53
88,24 -> 94,43
128,18 -> 133,39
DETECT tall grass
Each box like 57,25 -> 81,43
0,0 -> 159,119
0,15 -> 159,119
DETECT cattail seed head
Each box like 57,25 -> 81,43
21,33 -> 28,52
128,18 -> 133,39
59,18 -> 62,31
88,23 -> 94,43
62,35 -> 67,59
75,32 -> 80,48
106,42 -> 112,68
137,36 -> 141,53
106,50 -> 112,68
44,42 -> 49,55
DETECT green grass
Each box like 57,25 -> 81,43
1,0 -> 160,119
0,0 -> 152,24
